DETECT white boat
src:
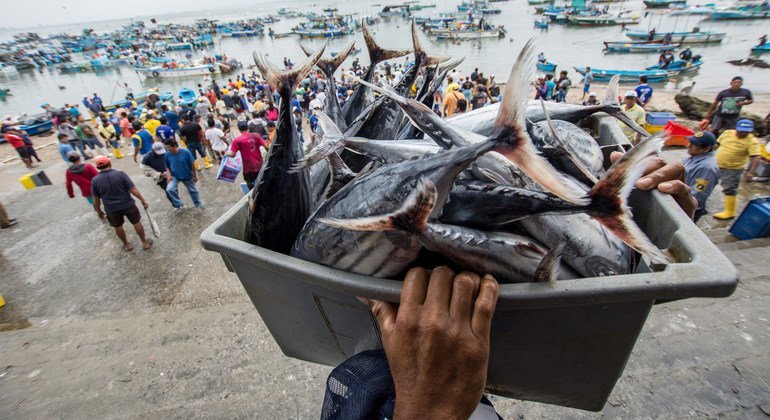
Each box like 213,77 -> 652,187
625,30 -> 726,43
134,64 -> 218,78
0,64 -> 19,76
431,27 -> 506,39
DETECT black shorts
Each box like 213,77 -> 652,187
243,171 -> 259,184
15,147 -> 30,159
106,204 -> 141,227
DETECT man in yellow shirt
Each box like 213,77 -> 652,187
621,91 -> 646,144
713,119 -> 761,219
143,112 -> 161,137
445,77 -> 461,97
443,85 -> 465,117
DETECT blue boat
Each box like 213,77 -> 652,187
534,20 -> 550,28
624,30 -> 726,43
573,66 -> 669,82
645,59 -> 703,73
751,43 -> 770,54
643,0 -> 686,8
604,41 -> 681,53
536,62 -> 557,72
178,88 -> 198,106
20,120 -> 53,136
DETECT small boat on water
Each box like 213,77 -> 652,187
20,120 -> 53,136
573,66 -> 669,82
536,61 -> 557,71
0,64 -> 19,76
178,88 -> 198,106
103,90 -> 174,112
220,29 -> 262,37
534,19 -> 550,28
706,7 -> 770,20
645,59 -> 703,74
0,88 -> 10,98
527,0 -> 554,5
433,27 -> 506,39
643,0 -> 686,8
166,42 -> 194,51
567,14 -> 641,26
624,30 -> 725,43
134,64 -> 219,78
604,41 -> 681,52
379,4 -> 412,17
751,43 -> 770,54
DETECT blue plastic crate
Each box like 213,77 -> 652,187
646,112 -> 676,126
729,197 -> 770,240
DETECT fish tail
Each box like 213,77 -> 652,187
363,22 -> 411,65
411,20 -> 451,66
301,41 -> 356,77
604,74 -> 620,105
587,133 -> 671,264
318,178 -> 437,234
289,112 -> 346,172
252,42 -> 326,93
533,242 -> 566,282
491,39 -> 588,206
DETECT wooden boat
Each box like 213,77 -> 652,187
432,26 -> 506,39
103,90 -> 174,112
536,61 -> 557,71
0,88 -> 10,98
567,14 -> 641,26
292,27 -> 354,38
643,0 -> 686,8
0,64 -> 19,76
534,19 -> 550,28
573,66 -> 669,82
20,120 -> 53,136
604,41 -> 681,52
527,0 -> 554,5
379,5 -> 411,16
707,8 -> 770,20
166,42 -> 193,50
134,64 -> 218,78
177,88 -> 198,106
624,30 -> 725,43
220,29 -> 261,37
750,43 -> 770,54
645,59 -> 703,73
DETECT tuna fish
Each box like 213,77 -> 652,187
246,45 -> 325,254
299,41 -> 356,130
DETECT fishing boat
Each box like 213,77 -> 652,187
604,41 -> 681,52
573,66 -> 669,82
624,30 -> 725,43
643,0 -> 686,8
431,24 -> 506,39
534,19 -> 550,28
166,42 -> 194,50
20,120 -> 54,136
177,88 -> 198,106
379,4 -> 412,17
645,59 -> 703,73
0,64 -> 19,76
751,43 -> 770,54
293,26 -> 354,38
706,7 -> 770,20
220,29 -> 261,37
134,64 -> 219,78
0,88 -> 10,98
103,90 -> 174,112
536,61 -> 557,71
567,14 -> 641,25
480,7 -> 502,14
527,0 -> 554,5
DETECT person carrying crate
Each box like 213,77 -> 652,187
713,119 -> 762,220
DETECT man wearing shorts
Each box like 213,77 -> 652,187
91,156 -> 153,252
2,126 -> 36,168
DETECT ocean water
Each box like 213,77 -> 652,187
0,0 -> 767,117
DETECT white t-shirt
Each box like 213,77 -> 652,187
205,127 -> 228,151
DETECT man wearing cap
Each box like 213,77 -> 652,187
91,156 -> 153,252
683,131 -> 719,222
705,76 -> 753,135
227,120 -> 269,190
443,84 -> 465,117
3,126 -> 36,168
141,142 -> 175,207
583,92 -> 600,106
621,90 -> 646,143
131,121 -> 154,163
713,119 -> 761,219
164,139 -> 202,210
65,151 -> 99,205
195,97 -> 212,120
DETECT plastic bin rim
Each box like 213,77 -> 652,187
201,194 -> 738,310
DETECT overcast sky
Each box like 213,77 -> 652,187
4,0 -> 260,29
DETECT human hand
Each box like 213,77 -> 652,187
97,210 -> 106,219
364,266 -> 499,420
611,152 -> 697,219
142,201 -> 149,209
192,175 -> 198,183
744,171 -> 754,183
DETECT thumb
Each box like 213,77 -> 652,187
359,297 -> 397,336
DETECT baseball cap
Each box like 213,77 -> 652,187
66,151 -> 81,162
94,156 -> 111,169
152,142 -> 166,154
197,97 -> 205,102
736,119 -> 754,132
624,90 -> 637,98
588,92 -> 597,97
686,131 -> 716,147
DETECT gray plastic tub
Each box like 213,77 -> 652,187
200,117 -> 738,411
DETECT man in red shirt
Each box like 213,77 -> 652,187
65,151 -> 99,205
2,126 -> 35,168
226,120 -> 269,189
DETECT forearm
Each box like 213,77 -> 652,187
93,197 -> 102,213
129,187 -> 147,203
748,156 -> 760,173
705,101 -> 718,118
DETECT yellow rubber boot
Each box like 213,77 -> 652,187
194,159 -> 201,171
203,156 -> 214,169
713,195 -> 737,220
113,147 -> 124,159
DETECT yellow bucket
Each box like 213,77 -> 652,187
643,123 -> 666,135
19,174 -> 35,190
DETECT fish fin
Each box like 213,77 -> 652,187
322,152 -> 357,199
604,74 -> 620,104
423,57 -> 466,101
290,111 -> 346,172
474,166 -> 509,185
540,99 -> 599,185
315,41 -> 356,77
533,242 -> 566,282
318,178 -> 437,234
411,20 -> 451,66
298,43 -> 313,57
252,42 -> 327,93
490,39 -> 589,206
588,133 -> 671,264
363,21 -> 411,65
